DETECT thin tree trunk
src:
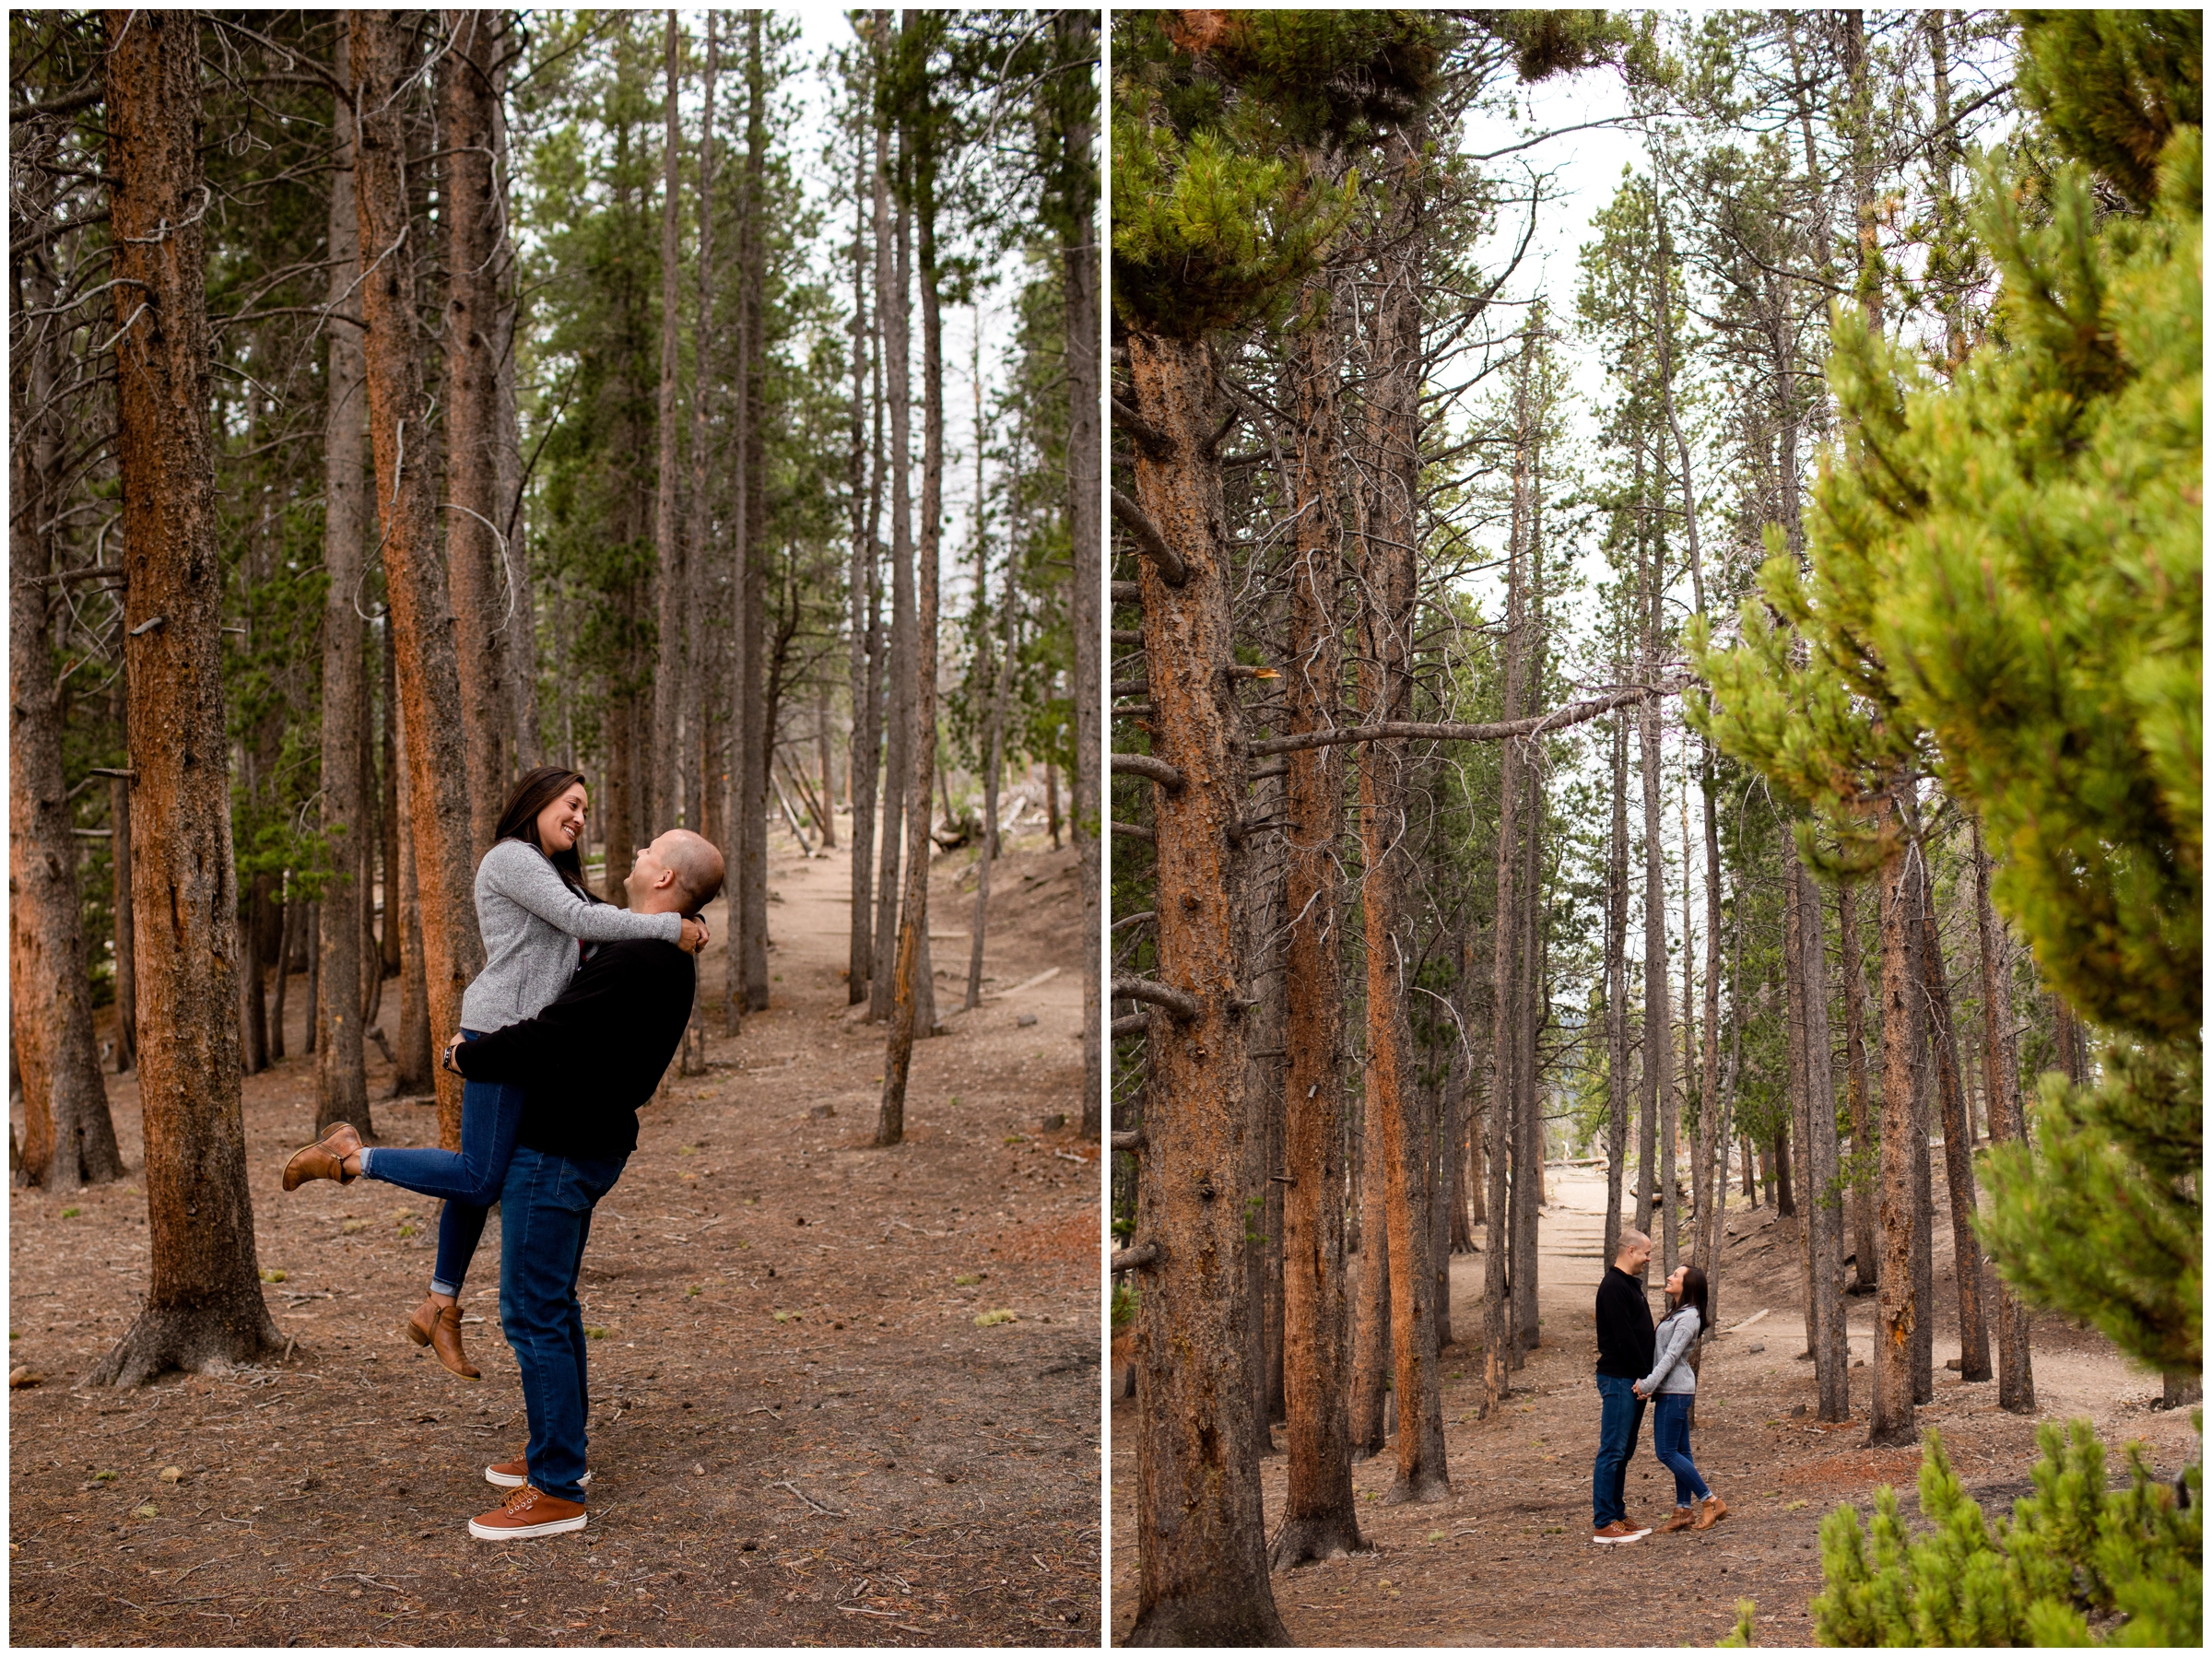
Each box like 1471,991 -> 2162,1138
1604,708 -> 1630,1266
269,887 -> 300,1063
316,33 -> 371,1134
10,231 -> 124,1188
1841,876 -> 1875,1291
1904,832 -> 1936,1404
1060,6 -> 1102,1137
878,54 -> 944,1146
390,693 -> 434,1093
720,46 -> 754,1040
379,615 -> 402,977
869,100 -> 912,1028
89,7 -> 281,1382
1914,828 -> 1990,1381
1637,468 -> 1672,1286
735,13 -> 771,1015
843,74 -> 878,1004
1270,288 -> 1366,1567
1796,858 -> 1849,1419
1972,818 -> 2034,1412
651,8 -> 686,833
439,7 -> 512,854
1350,1081 -> 1392,1460
354,8 -> 488,1148
1867,789 -> 1918,1445
112,759 -> 137,1075
965,504 -> 1018,1009
1359,151 -> 1449,1500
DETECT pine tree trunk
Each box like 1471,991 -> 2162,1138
736,12 -> 771,1015
1867,792 -> 1918,1445
439,8 -> 513,853
869,128 -> 912,1027
88,7 -> 281,1383
651,8 -> 686,834
380,620 -> 403,977
721,57 -> 756,1041
1057,7 -> 1102,1140
1605,709 -> 1630,1266
491,35 -> 535,773
390,692 -> 434,1093
1972,818 -> 2034,1412
112,759 -> 137,1075
1796,860 -> 1849,1419
354,8 -> 487,1148
844,72 -> 877,1005
239,871 -> 269,1077
1841,876 -> 1875,1291
315,32 -> 371,1134
1638,520 -> 1672,1287
1359,158 -> 1450,1499
1120,327 -> 1285,1646
269,888 -> 300,1063
1904,838 -> 1936,1404
877,82 -> 944,1147
1350,1083 -> 1392,1459
1269,295 -> 1366,1568
10,233 -> 124,1189
1915,841 -> 1991,1381
964,535 -> 1018,1008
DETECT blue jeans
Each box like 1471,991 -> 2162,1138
1652,1393 -> 1712,1508
499,1144 -> 627,1505
1593,1372 -> 1648,1528
358,1030 -> 525,1296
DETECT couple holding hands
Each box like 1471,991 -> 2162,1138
280,767 -> 722,1542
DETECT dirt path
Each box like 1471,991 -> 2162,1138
1112,1161 -> 2196,1645
12,819 -> 1101,1647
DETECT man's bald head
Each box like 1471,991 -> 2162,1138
625,829 -> 725,915
1615,1228 -> 1652,1275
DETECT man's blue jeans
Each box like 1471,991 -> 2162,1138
359,1030 -> 527,1296
1593,1372 -> 1648,1528
498,1144 -> 627,1504
1651,1393 -> 1712,1508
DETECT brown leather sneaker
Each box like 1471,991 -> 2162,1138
404,1297 -> 480,1381
1660,1506 -> 1697,1534
1693,1495 -> 1730,1532
486,1454 -> 591,1489
1592,1521 -> 1652,1545
281,1122 -> 362,1192
468,1483 -> 586,1542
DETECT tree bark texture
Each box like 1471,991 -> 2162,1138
650,7 -> 686,833
1794,859 -> 1848,1419
317,36 -> 371,1134
1867,797 -> 1917,1445
1916,841 -> 1990,1382
845,83 -> 877,1005
1350,1079 -> 1392,1458
868,122 -> 912,1027
877,101 -> 944,1147
438,7 -> 512,855
1972,819 -> 2034,1412
1604,709 -> 1630,1267
1120,330 -> 1284,1646
353,8 -> 485,1146
1359,159 -> 1450,1502
1840,876 -> 1876,1291
736,10 -> 771,1015
90,6 -> 281,1382
10,241 -> 124,1190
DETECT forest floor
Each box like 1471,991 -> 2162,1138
1111,1162 -> 2198,1646
10,816 -> 1101,1648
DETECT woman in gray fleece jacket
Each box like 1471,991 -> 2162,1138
1634,1263 -> 1727,1533
281,767 -> 704,1378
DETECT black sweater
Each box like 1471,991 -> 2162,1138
1595,1264 -> 1656,1380
453,935 -> 695,1162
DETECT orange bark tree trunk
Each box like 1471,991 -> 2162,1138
1867,790 -> 1918,1445
1119,329 -> 1285,1645
650,6 -> 686,832
316,30 -> 371,1136
1269,293 -> 1366,1569
438,7 -> 513,852
88,6 -> 281,1384
1972,819 -> 2035,1412
353,8 -> 485,1146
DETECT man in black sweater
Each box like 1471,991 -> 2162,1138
443,828 -> 724,1542
1592,1227 -> 1656,1543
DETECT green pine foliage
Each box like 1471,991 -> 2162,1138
1809,1423 -> 2201,1646
1693,9 -> 2202,1374
2013,10 -> 2202,211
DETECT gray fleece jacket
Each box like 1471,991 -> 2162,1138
457,839 -> 683,1033
1636,1305 -> 1703,1397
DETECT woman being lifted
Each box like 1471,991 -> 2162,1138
279,767 -> 708,1378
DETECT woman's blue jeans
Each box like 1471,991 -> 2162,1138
1651,1393 -> 1712,1507
357,1029 -> 524,1297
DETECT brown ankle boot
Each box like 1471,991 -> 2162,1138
406,1297 -> 481,1380
281,1122 -> 362,1192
